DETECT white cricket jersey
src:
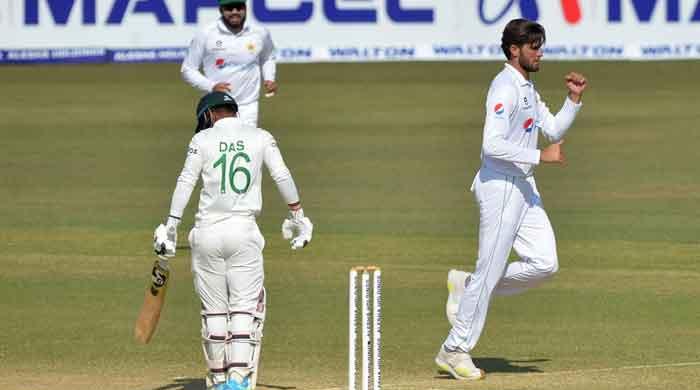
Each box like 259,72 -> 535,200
181,19 -> 276,106
480,63 -> 582,177
169,117 -> 298,227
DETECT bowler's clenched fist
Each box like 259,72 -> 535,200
565,72 -> 587,102
540,141 -> 566,165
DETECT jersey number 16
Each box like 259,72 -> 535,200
213,152 -> 251,194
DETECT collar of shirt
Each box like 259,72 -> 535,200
504,63 -> 532,88
214,116 -> 244,128
217,18 -> 250,36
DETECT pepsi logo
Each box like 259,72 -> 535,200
494,103 -> 504,115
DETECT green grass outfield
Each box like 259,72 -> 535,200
0,61 -> 698,390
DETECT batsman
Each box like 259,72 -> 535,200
153,91 -> 313,390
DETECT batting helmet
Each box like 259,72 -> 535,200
195,91 -> 238,132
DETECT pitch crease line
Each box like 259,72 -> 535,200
545,360 -> 700,375
311,361 -> 700,390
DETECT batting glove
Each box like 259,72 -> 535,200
281,208 -> 313,250
165,216 -> 180,248
154,223 -> 176,259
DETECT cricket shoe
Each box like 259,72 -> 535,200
435,346 -> 485,380
225,374 -> 251,390
446,269 -> 470,326
205,373 -> 227,390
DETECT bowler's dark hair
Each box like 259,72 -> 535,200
501,19 -> 546,59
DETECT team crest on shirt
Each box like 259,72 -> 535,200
211,40 -> 225,52
494,103 -> 504,115
246,42 -> 256,52
523,118 -> 534,132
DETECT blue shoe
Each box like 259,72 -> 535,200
225,376 -> 250,390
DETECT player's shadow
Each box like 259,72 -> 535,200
150,378 -> 203,390
151,378 -> 296,390
435,357 -> 548,379
150,378 -> 202,390
475,357 -> 548,373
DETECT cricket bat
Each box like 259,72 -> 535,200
134,258 -> 171,344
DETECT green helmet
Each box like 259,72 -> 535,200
194,91 -> 238,132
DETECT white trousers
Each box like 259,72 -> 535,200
237,101 -> 259,128
444,167 -> 559,352
189,216 -> 265,314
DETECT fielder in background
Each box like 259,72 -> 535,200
153,91 -> 312,390
435,18 -> 588,380
181,0 -> 277,127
